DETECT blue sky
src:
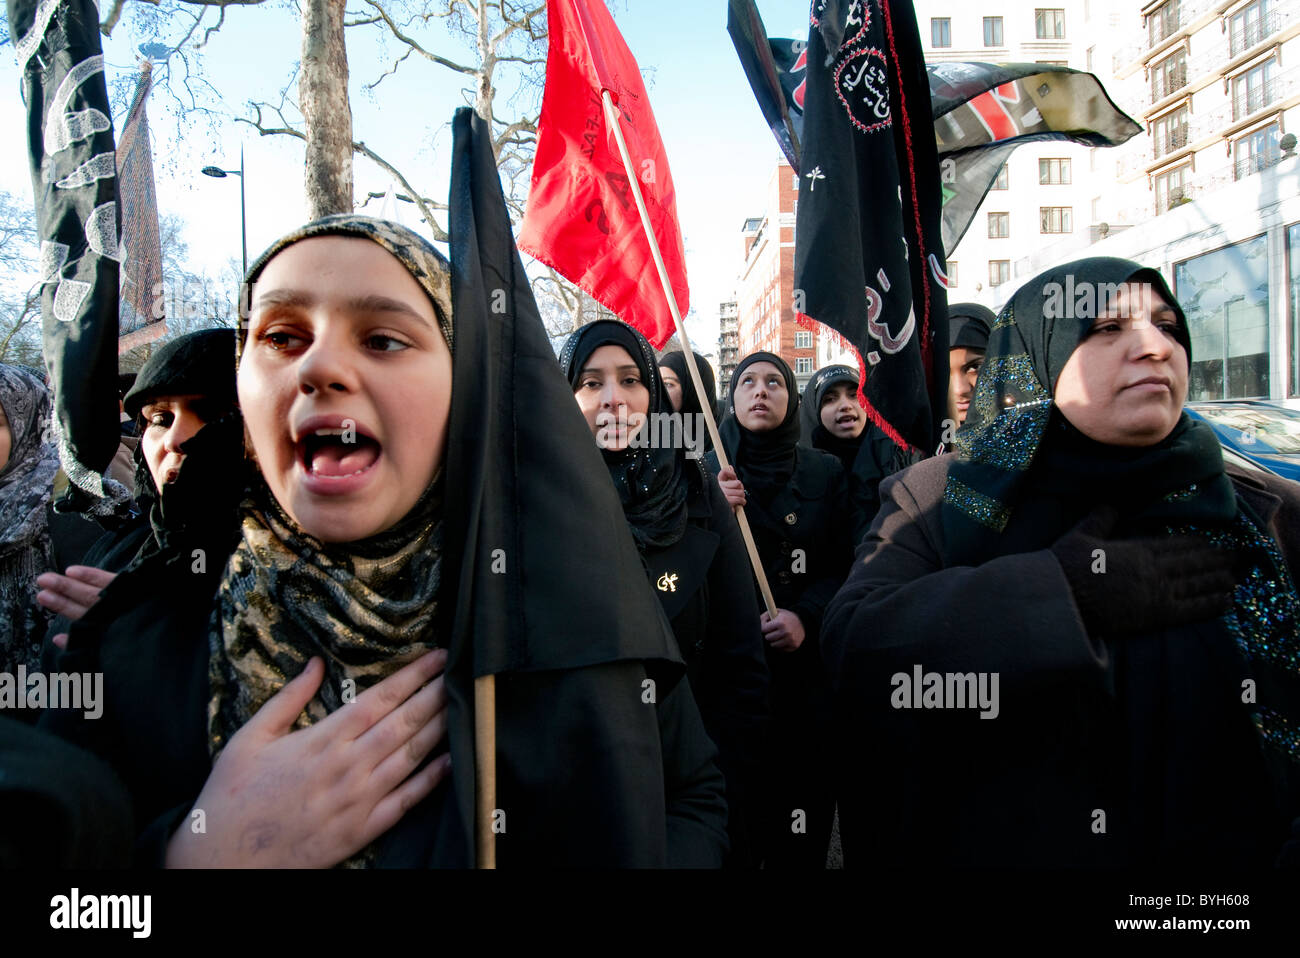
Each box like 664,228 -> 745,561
1,0 -> 807,348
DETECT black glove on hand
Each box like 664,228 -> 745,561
1050,504 -> 1240,637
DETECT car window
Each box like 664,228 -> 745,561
1189,405 -> 1300,454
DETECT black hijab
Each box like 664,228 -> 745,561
561,320 -> 690,552
942,256 -> 1216,565
947,302 -> 994,351
798,363 -> 861,463
121,328 -> 242,562
941,254 -> 1294,785
719,351 -> 801,499
659,350 -> 719,443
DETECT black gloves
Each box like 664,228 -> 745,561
1050,505 -> 1240,637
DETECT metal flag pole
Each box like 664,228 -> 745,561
599,89 -> 778,618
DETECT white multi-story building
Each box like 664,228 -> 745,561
916,1 -> 1107,308
1041,0 -> 1300,401
814,2 -> 1300,401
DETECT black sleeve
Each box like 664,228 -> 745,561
696,479 -> 769,738
821,468 -> 1110,700
656,672 -> 731,868
790,460 -> 855,644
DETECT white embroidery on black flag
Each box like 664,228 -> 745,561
44,56 -> 112,156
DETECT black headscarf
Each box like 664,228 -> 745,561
948,302 -> 994,351
942,256 -> 1300,781
120,329 -> 242,553
944,256 -> 1208,562
798,363 -> 860,461
719,351 -> 801,499
659,350 -> 719,442
560,320 -> 689,552
123,328 -> 237,421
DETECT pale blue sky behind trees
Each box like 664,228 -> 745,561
1,0 -> 804,347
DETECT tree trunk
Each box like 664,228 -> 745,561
300,0 -> 353,218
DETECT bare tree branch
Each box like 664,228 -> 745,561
359,0 -> 478,75
353,139 -> 449,241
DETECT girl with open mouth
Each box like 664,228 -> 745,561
41,114 -> 727,869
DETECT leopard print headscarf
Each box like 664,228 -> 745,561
207,217 -> 453,866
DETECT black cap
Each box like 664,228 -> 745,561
123,328 -> 237,420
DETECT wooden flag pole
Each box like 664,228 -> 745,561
474,673 -> 496,868
600,90 -> 777,618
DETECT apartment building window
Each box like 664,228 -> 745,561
1151,49 -> 1187,101
1154,164 -> 1190,213
1151,105 -> 1189,157
1230,0 -> 1271,58
1234,123 -> 1281,179
948,261 -> 959,287
1039,158 -> 1072,184
794,330 -> 812,349
989,260 -> 1011,287
1148,0 -> 1181,47
988,212 -> 1010,238
931,18 -> 951,47
1040,207 -> 1073,233
983,16 -> 1003,46
1035,8 -> 1065,39
1175,235 -> 1270,399
795,357 -> 814,375
992,164 -> 1009,190
1232,59 -> 1276,122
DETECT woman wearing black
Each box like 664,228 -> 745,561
706,351 -> 854,869
562,320 -> 769,866
40,112 -> 727,868
797,363 -> 920,545
823,257 -> 1300,868
36,329 -> 241,644
659,349 -> 718,453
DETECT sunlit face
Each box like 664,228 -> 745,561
819,382 -> 865,438
660,365 -> 683,412
240,236 -> 452,543
1054,285 -> 1188,447
0,402 -> 11,472
734,361 -> 788,432
949,347 -> 985,424
140,395 -> 215,490
573,344 -> 650,451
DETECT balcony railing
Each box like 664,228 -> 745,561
1120,1 -> 1299,84
1235,148 -> 1285,180
1230,7 -> 1289,57
1151,63 -> 1188,100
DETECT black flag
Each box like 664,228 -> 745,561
728,0 -> 1141,255
793,0 -> 949,454
7,0 -> 126,513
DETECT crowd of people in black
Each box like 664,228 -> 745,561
2,215 -> 1298,869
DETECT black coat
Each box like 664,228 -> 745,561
41,518 -> 731,869
822,454 -> 1300,868
704,445 -> 854,652
639,465 -> 769,862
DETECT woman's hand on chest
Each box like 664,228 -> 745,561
165,648 -> 451,868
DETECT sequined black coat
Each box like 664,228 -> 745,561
823,453 -> 1300,868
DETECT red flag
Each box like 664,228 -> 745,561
518,0 -> 688,348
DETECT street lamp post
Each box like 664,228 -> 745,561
201,144 -> 247,275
